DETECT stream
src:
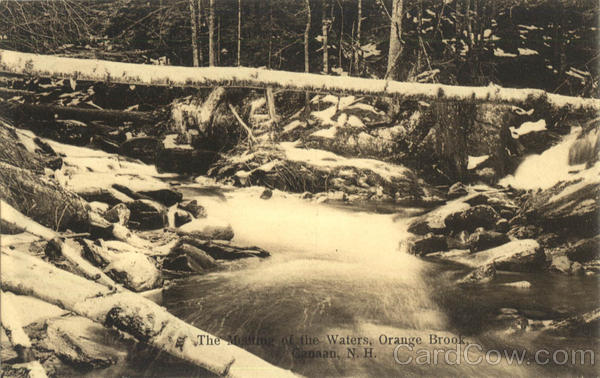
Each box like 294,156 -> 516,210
133,187 -> 597,377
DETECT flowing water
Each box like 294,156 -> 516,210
64,127 -> 597,377
145,187 -> 597,377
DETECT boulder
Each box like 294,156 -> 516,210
177,217 -> 234,241
444,239 -> 545,272
103,203 -> 131,225
565,235 -> 600,263
444,205 -> 500,233
458,263 -> 496,284
104,253 -> 162,292
136,188 -> 183,207
495,218 -> 509,233
549,255 -> 583,275
518,130 -> 561,154
75,187 -> 133,206
88,212 -> 114,239
467,229 -> 510,252
408,201 -> 470,235
179,236 -> 270,260
39,316 -> 127,369
260,188 -> 273,200
406,234 -> 448,256
545,308 -> 600,337
507,225 -> 542,239
178,199 -> 206,218
174,209 -> 193,227
523,178 -> 600,237
0,361 -> 47,378
407,220 -> 432,236
126,199 -> 168,230
1,326 -> 18,362
447,182 -> 468,199
165,244 -> 217,272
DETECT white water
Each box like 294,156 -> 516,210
166,187 -> 533,377
500,127 -> 597,190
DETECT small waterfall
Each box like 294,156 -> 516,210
500,127 -> 598,190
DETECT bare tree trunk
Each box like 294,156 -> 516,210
321,0 -> 330,74
304,0 -> 311,74
208,0 -> 215,66
237,0 -> 242,66
197,0 -> 204,65
268,0 -> 273,69
189,0 -> 200,67
304,0 -> 311,117
385,0 -> 403,80
337,0 -> 344,69
217,17 -> 221,65
354,0 -> 362,74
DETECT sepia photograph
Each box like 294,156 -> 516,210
0,0 -> 598,376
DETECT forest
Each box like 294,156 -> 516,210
1,0 -> 598,95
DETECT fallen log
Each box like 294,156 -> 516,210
0,290 -> 33,350
0,87 -> 35,98
1,49 -> 598,111
1,200 -> 116,288
4,102 -> 153,125
1,248 -> 297,378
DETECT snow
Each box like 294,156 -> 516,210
163,134 -> 193,150
347,115 -> 365,128
509,119 -> 547,138
494,48 -> 517,58
1,290 -> 32,348
311,126 -> 338,139
467,155 -> 490,170
311,105 -> 338,126
1,292 -> 67,326
566,69 -> 586,82
518,24 -> 541,31
2,49 -> 598,115
360,43 -> 381,58
278,142 -> 409,181
518,48 -> 539,56
282,119 -> 305,133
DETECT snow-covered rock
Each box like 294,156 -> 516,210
104,252 -> 162,292
177,217 -> 234,241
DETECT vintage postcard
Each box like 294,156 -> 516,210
0,0 -> 598,377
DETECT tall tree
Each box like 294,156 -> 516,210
189,0 -> 200,67
385,0 -> 403,80
304,0 -> 311,75
354,0 -> 362,74
304,0 -> 312,116
268,0 -> 273,68
208,0 -> 215,66
321,0 -> 331,73
237,0 -> 241,66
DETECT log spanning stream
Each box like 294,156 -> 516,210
114,187 -> 597,377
